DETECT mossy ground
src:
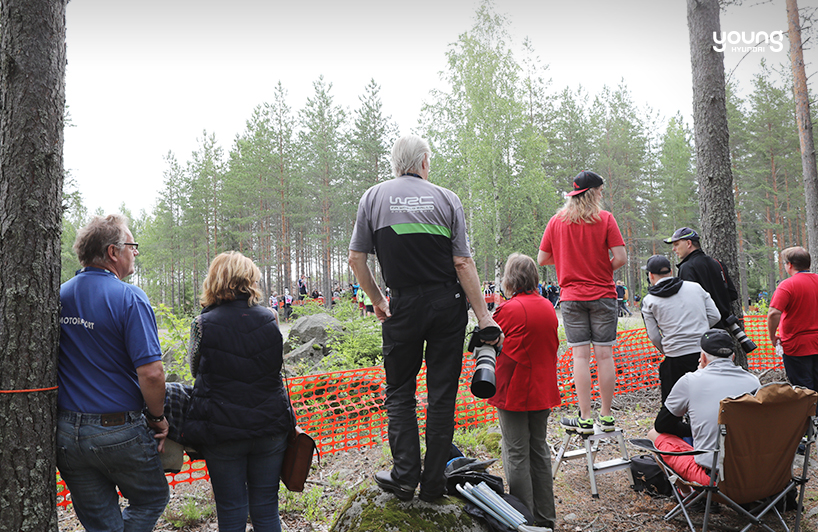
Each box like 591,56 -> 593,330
330,486 -> 480,532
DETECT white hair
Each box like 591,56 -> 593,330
391,135 -> 431,177
702,352 -> 733,364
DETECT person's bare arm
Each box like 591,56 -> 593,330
137,360 -> 169,452
453,255 -> 503,347
537,249 -> 554,266
348,250 -> 390,321
610,245 -> 627,271
767,306 -> 783,345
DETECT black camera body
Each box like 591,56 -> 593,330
724,314 -> 758,353
468,326 -> 502,399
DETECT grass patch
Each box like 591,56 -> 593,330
280,484 -> 333,524
452,425 -> 501,457
163,494 -> 215,529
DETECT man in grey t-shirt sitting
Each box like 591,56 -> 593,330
647,329 -> 759,485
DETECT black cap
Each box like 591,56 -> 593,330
701,329 -> 734,357
664,227 -> 700,244
642,255 -> 672,274
567,171 -> 604,197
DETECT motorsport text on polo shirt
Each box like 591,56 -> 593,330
350,174 -> 470,289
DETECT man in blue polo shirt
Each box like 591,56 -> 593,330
57,214 -> 169,532
349,135 -> 502,503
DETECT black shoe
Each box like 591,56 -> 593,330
418,490 -> 445,503
374,471 -> 414,501
689,499 -> 721,514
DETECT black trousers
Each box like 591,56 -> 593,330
659,352 -> 700,403
381,282 -> 468,497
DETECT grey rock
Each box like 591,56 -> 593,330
330,485 -> 490,532
284,313 -> 344,354
284,338 -> 324,368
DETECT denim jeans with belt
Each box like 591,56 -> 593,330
56,410 -> 170,532
381,282 -> 468,498
202,433 -> 289,532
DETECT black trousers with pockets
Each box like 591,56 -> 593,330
381,281 -> 468,498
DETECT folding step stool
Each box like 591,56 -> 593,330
552,428 -> 633,498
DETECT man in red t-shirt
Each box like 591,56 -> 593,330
538,171 -> 627,434
768,246 -> 818,409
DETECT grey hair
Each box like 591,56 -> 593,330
391,135 -> 431,177
73,214 -> 129,267
501,253 -> 539,295
702,351 -> 733,364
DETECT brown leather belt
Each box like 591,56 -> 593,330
100,412 -> 128,427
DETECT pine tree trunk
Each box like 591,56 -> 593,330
0,0 -> 66,530
687,0 -> 746,367
787,0 -> 818,265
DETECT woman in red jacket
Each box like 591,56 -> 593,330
488,253 -> 560,529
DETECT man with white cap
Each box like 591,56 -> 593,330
641,255 -> 720,401
647,329 -> 759,484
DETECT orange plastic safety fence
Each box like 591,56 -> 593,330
743,315 -> 783,371
56,315 -> 781,508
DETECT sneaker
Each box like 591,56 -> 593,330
560,415 -> 594,434
596,415 -> 616,433
374,471 -> 414,501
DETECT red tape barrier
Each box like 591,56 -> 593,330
57,315 -> 781,507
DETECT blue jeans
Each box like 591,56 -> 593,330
202,434 -> 289,532
56,410 -> 170,532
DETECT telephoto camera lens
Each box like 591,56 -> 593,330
467,325 -> 501,399
471,345 -> 497,398
724,315 -> 758,353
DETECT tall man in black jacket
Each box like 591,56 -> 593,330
664,227 -> 737,329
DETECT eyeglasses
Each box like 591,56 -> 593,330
118,242 -> 139,250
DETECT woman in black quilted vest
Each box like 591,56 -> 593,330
183,251 -> 290,532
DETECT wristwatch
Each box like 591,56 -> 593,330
143,409 -> 165,423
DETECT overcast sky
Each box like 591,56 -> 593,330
64,0 -> 817,216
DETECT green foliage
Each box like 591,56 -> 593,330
155,304 -> 193,384
280,484 -> 333,524
423,1 -> 556,280
163,494 -> 215,529
752,298 -> 769,316
325,315 -> 382,370
93,1 -> 810,329
291,299 -> 328,320
61,171 -> 87,283
452,425 -> 501,457
320,299 -> 382,370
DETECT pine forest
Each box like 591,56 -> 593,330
61,5 -> 816,315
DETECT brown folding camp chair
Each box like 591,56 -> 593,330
631,383 -> 817,532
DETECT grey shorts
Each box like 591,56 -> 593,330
561,298 -> 618,347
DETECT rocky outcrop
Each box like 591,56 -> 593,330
330,485 -> 490,532
283,339 -> 325,370
284,313 -> 344,355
